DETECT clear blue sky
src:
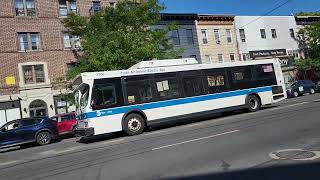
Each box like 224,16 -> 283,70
160,0 -> 320,16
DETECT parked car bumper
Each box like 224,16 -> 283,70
74,127 -> 95,137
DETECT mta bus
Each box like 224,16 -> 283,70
73,58 -> 286,137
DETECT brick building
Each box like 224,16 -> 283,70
157,13 -> 240,64
0,0 -> 118,126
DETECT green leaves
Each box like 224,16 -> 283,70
64,0 -> 182,79
295,21 -> 320,72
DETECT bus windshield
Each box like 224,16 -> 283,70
75,84 -> 90,113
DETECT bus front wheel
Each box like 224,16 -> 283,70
123,113 -> 145,136
246,95 -> 261,112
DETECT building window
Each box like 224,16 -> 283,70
22,65 -> 45,84
171,30 -> 180,46
290,29 -> 295,38
201,29 -> 208,44
218,54 -> 224,63
109,2 -> 115,7
260,29 -> 266,39
226,29 -> 232,43
204,55 -> 211,64
214,29 -> 220,44
271,29 -> 277,39
18,32 -> 40,51
92,1 -> 101,14
239,29 -> 246,42
15,0 -> 36,16
59,0 -> 77,17
186,29 -> 194,45
230,54 -> 236,62
63,32 -> 81,49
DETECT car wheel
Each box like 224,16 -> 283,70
36,131 -> 52,146
293,91 -> 299,97
72,126 -> 77,137
246,95 -> 261,112
123,113 -> 145,136
310,88 -> 315,94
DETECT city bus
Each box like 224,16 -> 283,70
72,58 -> 286,137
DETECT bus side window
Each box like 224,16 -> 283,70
203,69 -> 229,94
229,66 -> 253,90
154,73 -> 181,101
252,64 -> 277,86
92,84 -> 117,109
180,71 -> 204,97
124,75 -> 153,105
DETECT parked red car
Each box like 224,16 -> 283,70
51,112 -> 78,136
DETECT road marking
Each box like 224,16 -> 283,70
152,129 -> 240,151
0,160 -> 18,166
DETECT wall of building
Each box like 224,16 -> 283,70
196,19 -> 239,63
0,0 -> 117,118
235,16 -> 299,59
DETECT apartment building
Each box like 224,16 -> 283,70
0,0 -> 118,125
196,15 -> 239,64
157,13 -> 240,64
156,13 -> 201,61
235,16 -> 300,84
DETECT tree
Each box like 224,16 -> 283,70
296,11 -> 320,16
64,0 -> 183,79
295,21 -> 320,81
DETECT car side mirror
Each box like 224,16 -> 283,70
1,128 -> 6,132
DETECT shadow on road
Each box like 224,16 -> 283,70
163,161 -> 320,180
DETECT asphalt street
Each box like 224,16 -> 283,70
0,94 -> 320,180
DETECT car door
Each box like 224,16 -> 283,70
58,115 -> 71,134
16,119 -> 40,142
0,120 -> 22,146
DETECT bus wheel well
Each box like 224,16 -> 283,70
123,111 -> 148,127
247,93 -> 261,103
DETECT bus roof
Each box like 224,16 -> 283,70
73,58 -> 280,88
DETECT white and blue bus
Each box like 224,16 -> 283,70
73,58 -> 286,137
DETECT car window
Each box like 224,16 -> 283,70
61,115 -> 71,122
3,121 -> 20,131
21,119 -> 41,127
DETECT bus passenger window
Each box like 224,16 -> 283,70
155,73 -> 181,100
92,84 -> 117,107
207,74 -> 227,93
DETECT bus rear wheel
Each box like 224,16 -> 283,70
123,113 -> 145,136
246,95 -> 261,112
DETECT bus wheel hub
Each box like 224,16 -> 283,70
128,118 -> 141,131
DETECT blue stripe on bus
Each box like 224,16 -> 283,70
80,86 -> 272,119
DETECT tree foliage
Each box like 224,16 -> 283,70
296,11 -> 320,16
295,22 -> 320,71
64,0 -> 183,79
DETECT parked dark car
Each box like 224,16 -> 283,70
286,80 -> 316,98
0,117 -> 58,148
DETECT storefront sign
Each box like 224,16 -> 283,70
249,49 -> 287,59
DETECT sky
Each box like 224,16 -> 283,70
160,0 -> 320,16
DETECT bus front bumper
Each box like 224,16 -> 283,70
74,128 -> 95,137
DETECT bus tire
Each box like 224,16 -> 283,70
246,95 -> 261,112
123,113 -> 145,136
